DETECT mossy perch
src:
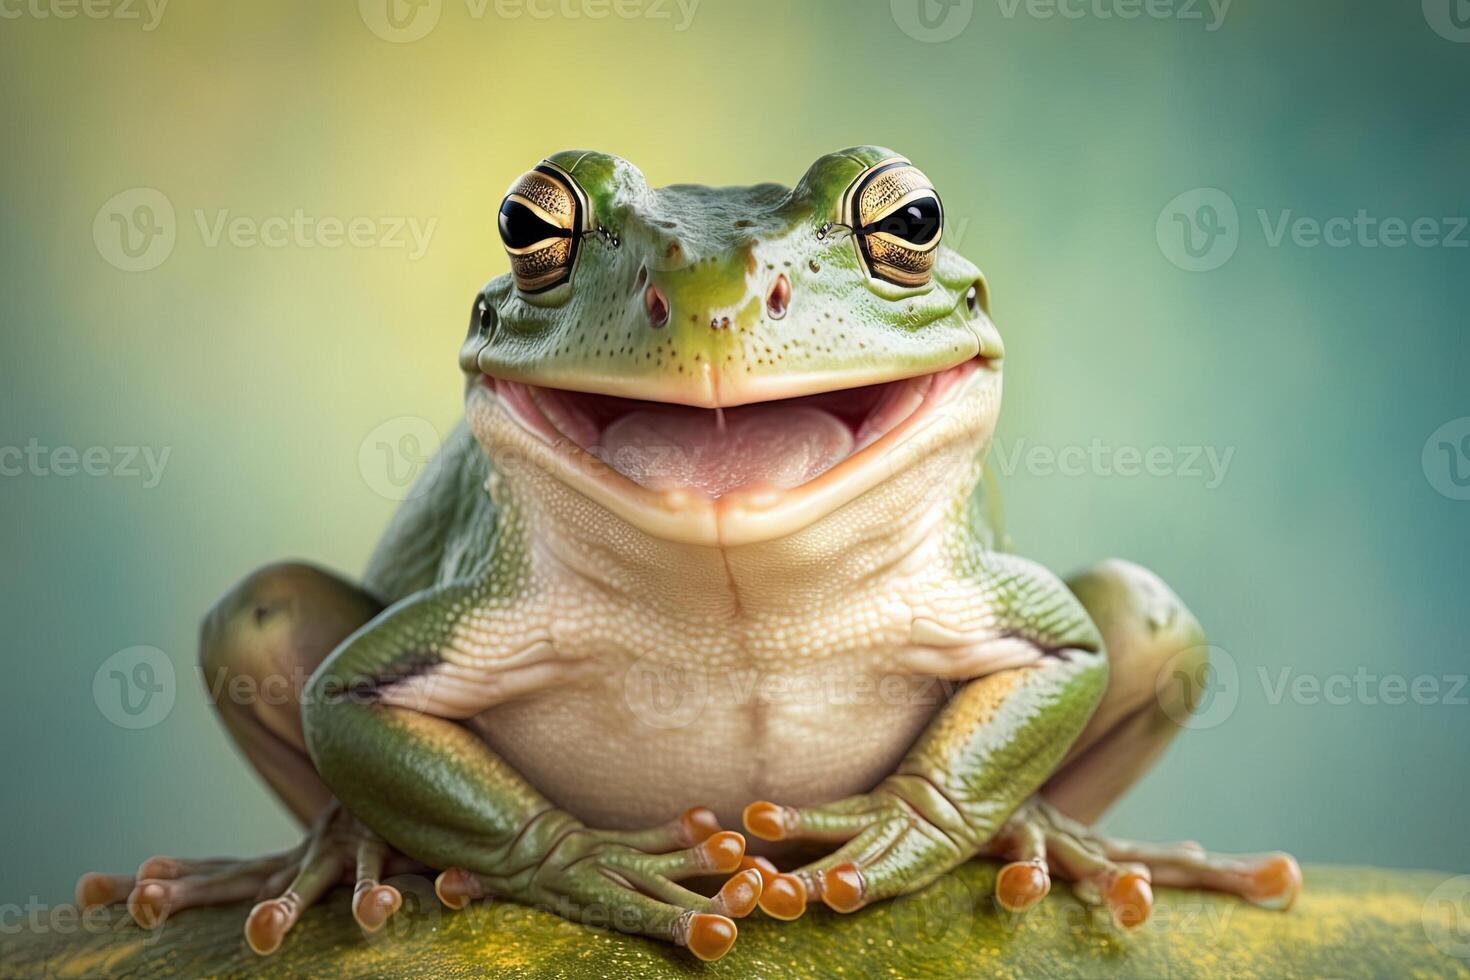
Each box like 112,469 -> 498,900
4,864 -> 1467,978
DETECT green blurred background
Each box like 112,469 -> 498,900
1,0 -> 1466,908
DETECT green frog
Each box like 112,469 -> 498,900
79,148 -> 1300,962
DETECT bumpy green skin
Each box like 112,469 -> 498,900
464,147 -> 996,406
8,866 -> 1464,979
300,147 -> 1101,940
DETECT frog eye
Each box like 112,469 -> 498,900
840,158 -> 943,288
498,162 -> 590,293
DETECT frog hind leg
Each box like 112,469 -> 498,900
76,563 -> 420,949
987,560 -> 1301,922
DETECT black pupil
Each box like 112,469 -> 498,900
871,196 -> 941,246
498,199 -> 567,250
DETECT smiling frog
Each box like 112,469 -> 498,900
79,148 -> 1299,962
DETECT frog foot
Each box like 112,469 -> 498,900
980,797 -> 1302,928
77,804 -> 420,954
432,808 -> 760,962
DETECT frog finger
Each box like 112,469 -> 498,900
244,845 -> 347,955
74,873 -> 135,910
125,854 -> 293,930
351,836 -> 403,934
592,806 -> 723,852
737,856 -> 809,920
572,880 -> 738,962
816,818 -> 973,915
742,796 -> 883,843
992,818 -> 1050,913
434,867 -> 489,909
134,856 -> 237,880
77,848 -> 295,910
604,830 -> 747,880
1099,842 -> 1301,911
1045,831 -> 1152,929
437,855 -> 743,960
617,866 -> 765,919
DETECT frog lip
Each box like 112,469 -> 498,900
477,355 -> 995,543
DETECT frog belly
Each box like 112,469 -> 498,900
469,675 -> 942,834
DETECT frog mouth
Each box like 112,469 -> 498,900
476,356 -> 997,545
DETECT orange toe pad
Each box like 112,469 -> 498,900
686,913 -> 737,961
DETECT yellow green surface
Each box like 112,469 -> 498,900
5,865 -> 1468,979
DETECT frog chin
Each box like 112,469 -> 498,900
467,357 -> 1000,548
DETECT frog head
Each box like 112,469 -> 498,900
463,147 -> 1004,548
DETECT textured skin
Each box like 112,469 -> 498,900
12,866 -> 1461,978
461,148 -> 994,407
300,147 -> 1114,935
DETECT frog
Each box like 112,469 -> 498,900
78,147 -> 1301,963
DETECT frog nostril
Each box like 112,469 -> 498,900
766,273 -> 790,320
644,284 -> 669,328
474,297 -> 497,339
965,280 -> 984,316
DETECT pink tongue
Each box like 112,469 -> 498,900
599,404 -> 854,497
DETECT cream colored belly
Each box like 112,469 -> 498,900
469,669 -> 943,835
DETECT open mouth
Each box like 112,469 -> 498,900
486,357 -> 989,500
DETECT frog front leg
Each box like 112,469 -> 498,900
302,578 -> 763,962
743,552 -> 1111,915
743,555 -> 1300,927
